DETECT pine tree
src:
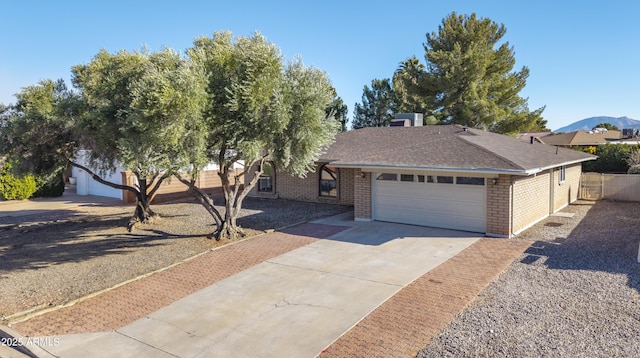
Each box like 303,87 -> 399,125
423,12 -> 546,132
352,79 -> 396,129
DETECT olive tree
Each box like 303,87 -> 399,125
177,31 -> 338,240
2,79 -> 79,185
5,49 -> 206,229
71,48 -> 206,228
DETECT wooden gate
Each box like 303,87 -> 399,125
580,172 -> 640,201
580,172 -> 603,200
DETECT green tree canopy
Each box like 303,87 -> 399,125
380,12 -> 546,133
582,143 -> 639,173
181,31 -> 338,239
0,103 -> 11,156
326,92 -> 348,132
592,123 -> 619,131
70,47 -> 207,226
2,79 -> 79,179
4,48 -> 206,228
424,12 -> 546,132
393,56 -> 430,115
352,78 -> 397,129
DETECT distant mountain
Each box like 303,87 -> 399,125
554,116 -> 640,132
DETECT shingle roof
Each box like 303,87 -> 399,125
516,131 -> 553,143
320,125 -> 595,175
541,130 -> 621,146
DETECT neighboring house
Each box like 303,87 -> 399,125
541,129 -> 621,148
248,124 -> 596,238
71,150 -> 243,203
72,150 -> 125,200
516,131 -> 553,144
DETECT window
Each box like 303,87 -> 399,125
427,175 -> 434,183
456,177 -> 485,185
417,175 -> 425,183
559,165 -> 566,183
400,174 -> 414,182
436,176 -> 454,184
376,173 -> 397,181
320,164 -> 338,197
258,162 -> 274,192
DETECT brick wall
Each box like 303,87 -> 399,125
354,169 -> 371,220
552,163 -> 581,211
486,175 -> 512,237
246,162 -> 355,206
485,165 -> 582,237
340,168 -> 355,205
512,170 -> 551,234
122,169 -> 242,204
245,162 -> 278,199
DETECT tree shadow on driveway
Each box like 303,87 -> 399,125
520,200 -> 640,293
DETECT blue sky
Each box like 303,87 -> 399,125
1,1 -> 638,130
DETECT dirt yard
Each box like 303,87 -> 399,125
0,197 -> 350,322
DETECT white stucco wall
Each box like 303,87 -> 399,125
71,150 -> 124,200
70,150 -> 243,200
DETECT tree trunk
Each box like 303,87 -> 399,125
215,158 -> 265,240
175,173 -> 224,240
176,157 -> 265,241
127,173 -> 164,231
218,167 -> 245,240
67,159 -> 164,231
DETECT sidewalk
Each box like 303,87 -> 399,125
3,214 -> 530,357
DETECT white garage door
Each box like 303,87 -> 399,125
373,172 -> 486,233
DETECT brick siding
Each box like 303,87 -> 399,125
486,174 -> 512,237
552,163 -> 581,211
512,170 -> 551,234
486,164 -> 583,237
246,162 -> 355,206
354,169 -> 371,220
121,169 -> 243,204
247,162 -> 583,237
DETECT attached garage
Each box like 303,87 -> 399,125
261,123 -> 596,237
372,172 -> 487,233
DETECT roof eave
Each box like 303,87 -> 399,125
528,156 -> 597,174
330,156 -> 597,176
330,163 -> 530,176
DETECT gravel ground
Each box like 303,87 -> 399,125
0,197 -> 350,321
417,200 -> 640,357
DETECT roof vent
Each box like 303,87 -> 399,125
393,113 -> 423,126
389,119 -> 410,127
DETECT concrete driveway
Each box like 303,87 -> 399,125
11,212 -> 483,358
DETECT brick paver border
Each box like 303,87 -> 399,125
319,238 -> 532,358
12,223 -> 347,337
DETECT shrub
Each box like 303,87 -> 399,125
0,162 -> 38,200
626,148 -> 640,167
628,164 -> 640,174
33,171 -> 65,198
582,143 -> 639,173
